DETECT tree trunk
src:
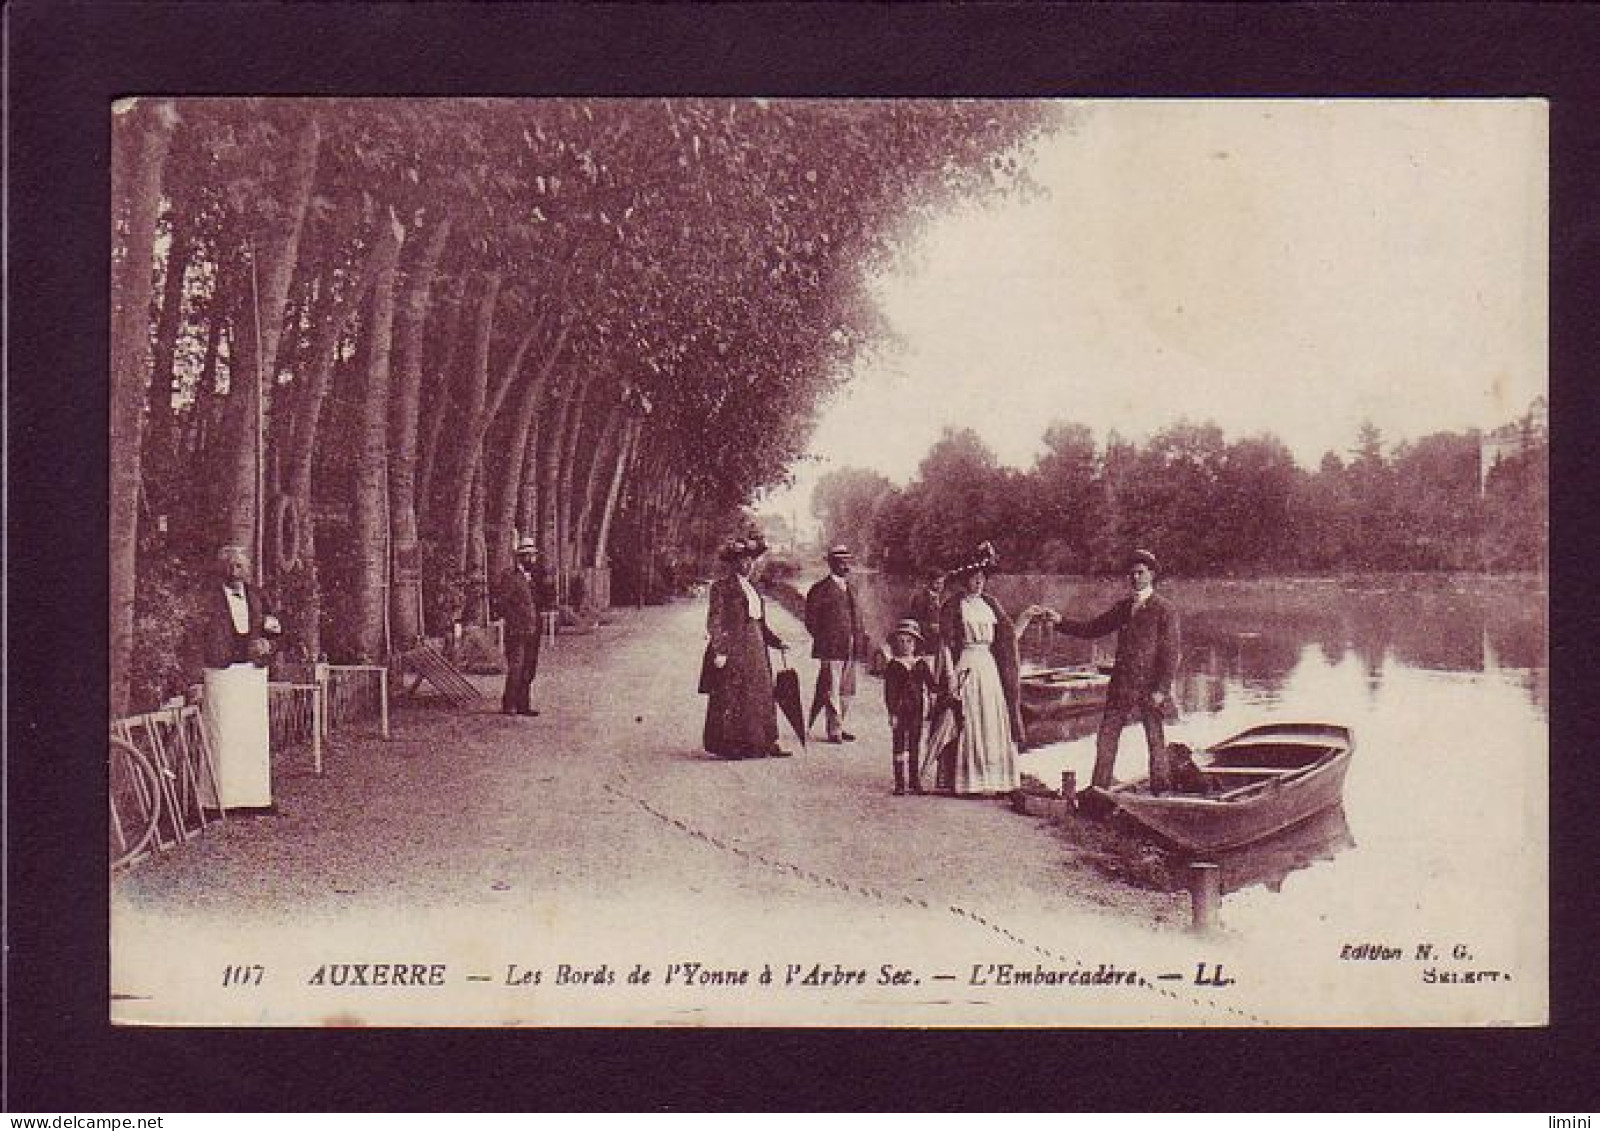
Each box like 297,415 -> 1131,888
537,371 -> 579,568
143,219 -> 192,514
574,401 -> 624,569
516,415 -> 542,538
387,216 -> 452,647
555,376 -> 594,593
223,115 -> 321,563
465,459 -> 489,624
449,316 -> 541,576
187,307 -> 225,459
593,415 -> 641,573
109,99 -> 177,718
437,269 -> 501,574
272,214 -> 393,659
350,211 -> 406,661
415,273 -> 465,531
485,325 -> 568,582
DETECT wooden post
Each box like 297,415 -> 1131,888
378,665 -> 390,740
1188,862 -> 1221,933
1060,770 -> 1077,801
311,681 -> 325,776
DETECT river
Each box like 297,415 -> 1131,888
853,571 -> 1547,968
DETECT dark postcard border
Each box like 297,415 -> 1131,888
6,0 -> 1597,1113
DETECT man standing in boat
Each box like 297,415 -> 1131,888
1040,549 -> 1179,799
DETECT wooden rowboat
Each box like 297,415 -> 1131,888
1093,722 -> 1355,855
1019,664 -> 1112,720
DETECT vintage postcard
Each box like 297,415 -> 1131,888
108,97 -> 1547,1028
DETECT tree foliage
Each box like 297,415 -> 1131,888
111,97 -> 1053,711
867,411 -> 1545,579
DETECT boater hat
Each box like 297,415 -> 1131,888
826,544 -> 853,561
515,538 -> 539,555
1127,548 -> 1158,572
891,618 -> 925,643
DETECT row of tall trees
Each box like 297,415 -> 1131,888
111,97 -> 1052,714
814,411 -> 1547,578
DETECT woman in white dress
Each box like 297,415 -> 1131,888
929,547 -> 1043,797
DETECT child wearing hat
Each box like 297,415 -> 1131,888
883,618 -> 938,795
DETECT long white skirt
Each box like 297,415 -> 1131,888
949,644 -> 1019,796
201,663 -> 273,808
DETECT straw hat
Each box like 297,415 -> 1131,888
891,618 -> 925,643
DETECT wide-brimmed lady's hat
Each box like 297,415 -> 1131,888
946,540 -> 999,579
719,535 -> 768,562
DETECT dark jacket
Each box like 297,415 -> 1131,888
698,575 -> 784,695
198,582 -> 274,670
906,589 -> 944,656
937,593 -> 1026,747
1056,591 -> 1179,708
883,656 -> 937,722
804,574 -> 864,661
493,565 -> 547,637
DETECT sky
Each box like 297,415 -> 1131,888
758,99 -> 1547,526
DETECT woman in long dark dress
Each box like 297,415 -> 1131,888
700,537 -> 793,759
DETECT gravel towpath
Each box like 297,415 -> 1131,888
113,598 -> 1264,1026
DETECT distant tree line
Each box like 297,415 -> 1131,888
812,410 -> 1547,578
112,97 -> 1051,714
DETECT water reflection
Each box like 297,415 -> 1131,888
850,570 -> 1546,939
854,573 -> 1547,717
1192,804 -> 1356,897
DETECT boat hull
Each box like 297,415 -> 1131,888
1019,665 -> 1111,720
1099,723 -> 1355,855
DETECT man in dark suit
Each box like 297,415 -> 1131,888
905,568 -> 946,658
1045,549 -> 1180,795
804,544 -> 866,743
494,538 -> 548,717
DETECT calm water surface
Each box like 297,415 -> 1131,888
856,573 -> 1548,944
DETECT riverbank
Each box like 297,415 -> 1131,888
115,596 -> 1291,1027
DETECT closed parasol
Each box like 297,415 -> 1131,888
918,669 -> 968,792
774,651 -> 807,747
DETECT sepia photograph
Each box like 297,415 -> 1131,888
104,94 -> 1548,1030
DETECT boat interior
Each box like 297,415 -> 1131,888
1196,736 -> 1343,800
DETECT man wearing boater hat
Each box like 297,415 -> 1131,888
493,537 -> 550,717
804,544 -> 867,743
1041,549 -> 1180,799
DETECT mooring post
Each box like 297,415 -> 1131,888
1061,771 -> 1077,804
1188,862 -> 1222,933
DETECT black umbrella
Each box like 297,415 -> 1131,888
774,651 -> 807,747
806,661 -> 832,733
